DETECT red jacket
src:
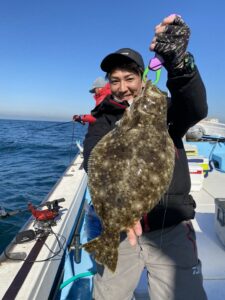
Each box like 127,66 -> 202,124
80,114 -> 96,124
93,83 -> 111,106
74,83 -> 111,124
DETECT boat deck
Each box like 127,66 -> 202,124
0,140 -> 225,300
59,168 -> 225,300
192,169 -> 225,300
0,155 -> 88,300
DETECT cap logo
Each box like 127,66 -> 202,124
121,52 -> 130,55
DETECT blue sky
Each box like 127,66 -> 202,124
0,0 -> 225,122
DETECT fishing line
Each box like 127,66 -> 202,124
159,193 -> 169,249
0,120 -> 82,184
69,121 -> 76,164
2,121 -> 75,150
158,130 -> 171,249
4,120 -> 72,132
31,121 -> 73,132
0,120 -> 83,248
0,120 -> 75,159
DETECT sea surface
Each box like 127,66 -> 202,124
0,119 -> 87,254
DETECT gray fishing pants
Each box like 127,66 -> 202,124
92,220 -> 207,300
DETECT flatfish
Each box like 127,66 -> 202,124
82,80 -> 175,272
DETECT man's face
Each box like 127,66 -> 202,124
109,69 -> 143,102
94,87 -> 102,95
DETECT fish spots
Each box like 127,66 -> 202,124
83,81 -> 175,272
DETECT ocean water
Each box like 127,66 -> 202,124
0,119 -> 87,254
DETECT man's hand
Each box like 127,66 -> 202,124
126,220 -> 142,246
150,14 -> 190,74
73,115 -> 82,122
73,115 -> 85,125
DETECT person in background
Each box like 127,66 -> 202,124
73,77 -> 111,124
89,77 -> 111,106
83,14 -> 208,300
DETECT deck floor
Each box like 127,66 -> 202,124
192,169 -> 225,300
60,170 -> 225,300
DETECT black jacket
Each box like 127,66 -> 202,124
83,68 -> 208,231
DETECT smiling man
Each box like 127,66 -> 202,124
102,48 -> 145,103
83,14 -> 208,300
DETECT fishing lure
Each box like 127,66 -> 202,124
143,54 -> 164,85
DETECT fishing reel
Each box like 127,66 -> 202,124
33,219 -> 55,237
28,198 -> 65,236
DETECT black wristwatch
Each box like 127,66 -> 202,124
183,52 -> 195,74
170,52 -> 196,77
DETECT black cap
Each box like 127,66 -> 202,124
100,48 -> 145,73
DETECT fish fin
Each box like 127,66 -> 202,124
82,231 -> 120,272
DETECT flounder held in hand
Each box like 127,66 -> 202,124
83,80 -> 175,272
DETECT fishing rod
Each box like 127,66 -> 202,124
1,120 -> 81,161
2,120 -> 74,133
0,198 -> 65,219
0,207 -> 27,218
31,121 -> 73,132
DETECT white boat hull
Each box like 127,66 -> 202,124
0,154 -> 87,300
